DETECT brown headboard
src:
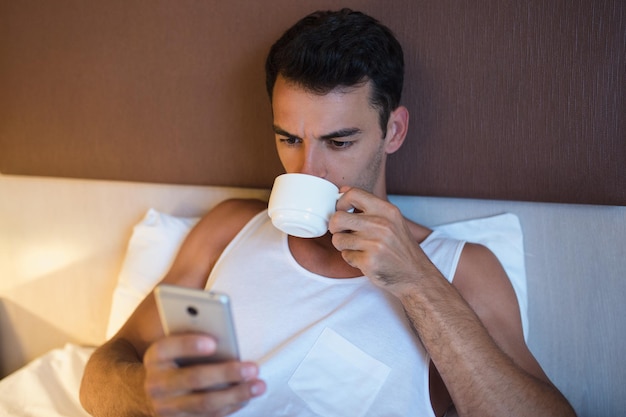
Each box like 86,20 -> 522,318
1,1 -> 624,205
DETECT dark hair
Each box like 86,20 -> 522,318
265,9 -> 404,135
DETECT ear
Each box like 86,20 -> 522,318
383,105 -> 409,154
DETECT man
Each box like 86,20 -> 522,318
80,9 -> 576,417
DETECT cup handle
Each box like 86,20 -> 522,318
336,192 -> 355,213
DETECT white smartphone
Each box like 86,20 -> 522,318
154,284 -> 240,366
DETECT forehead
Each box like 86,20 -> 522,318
271,76 -> 377,132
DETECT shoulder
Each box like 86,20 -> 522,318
189,198 -> 267,248
198,198 -> 267,230
453,242 -> 530,356
453,243 -> 515,316
452,243 -> 522,338
163,198 -> 267,287
455,242 -> 504,281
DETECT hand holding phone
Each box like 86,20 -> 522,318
154,284 -> 240,366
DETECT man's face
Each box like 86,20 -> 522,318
271,76 -> 389,197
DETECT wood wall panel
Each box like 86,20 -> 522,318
1,0 -> 624,205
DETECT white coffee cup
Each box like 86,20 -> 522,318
268,173 -> 341,238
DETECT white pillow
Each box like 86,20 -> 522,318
106,209 -> 527,340
105,209 -> 199,339
433,213 -> 528,339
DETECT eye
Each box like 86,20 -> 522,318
328,140 -> 353,149
279,136 -> 302,146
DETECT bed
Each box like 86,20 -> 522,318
0,179 -> 530,416
1,2 -> 625,417
1,175 -> 625,417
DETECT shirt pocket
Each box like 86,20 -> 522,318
288,327 -> 391,417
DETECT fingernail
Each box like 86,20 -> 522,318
240,363 -> 257,380
197,337 -> 216,352
250,381 -> 265,396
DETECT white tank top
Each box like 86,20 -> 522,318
207,210 -> 465,417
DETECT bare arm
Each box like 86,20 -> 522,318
402,244 -> 575,417
331,188 -> 576,417
80,199 -> 267,417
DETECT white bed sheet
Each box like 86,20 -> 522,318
0,344 -> 93,417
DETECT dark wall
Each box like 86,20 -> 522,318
1,0 -> 624,205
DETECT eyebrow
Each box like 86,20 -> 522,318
273,125 -> 362,140
320,128 -> 362,140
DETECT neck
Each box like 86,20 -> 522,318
288,233 -> 363,278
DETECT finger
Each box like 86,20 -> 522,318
328,210 -> 359,234
336,187 -> 388,213
329,210 -> 395,239
151,378 -> 266,416
330,221 -> 359,249
148,361 -> 261,395
144,334 -> 217,367
336,187 -> 362,213
338,249 -> 366,271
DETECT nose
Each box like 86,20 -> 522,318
297,143 -> 326,178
